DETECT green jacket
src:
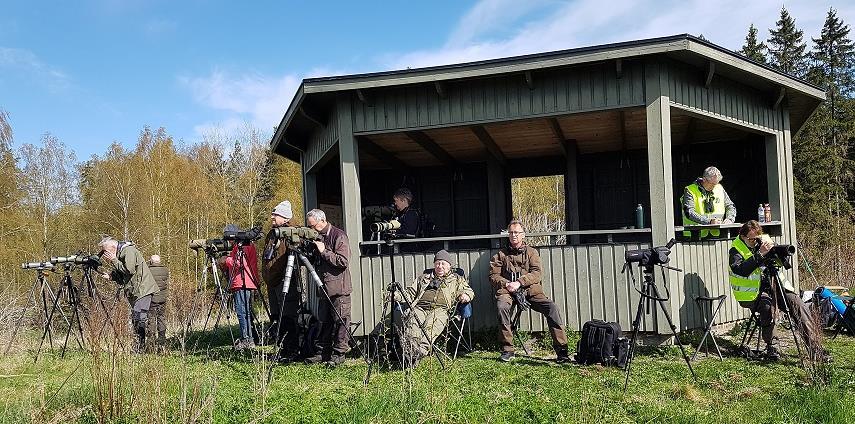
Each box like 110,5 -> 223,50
396,271 -> 474,312
110,244 -> 159,302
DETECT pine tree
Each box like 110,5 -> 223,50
768,7 -> 807,77
740,24 -> 768,64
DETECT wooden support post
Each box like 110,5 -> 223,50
336,98 -> 363,297
487,157 -> 507,248
565,139 -> 580,245
646,60 -> 679,333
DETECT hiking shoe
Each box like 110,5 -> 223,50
499,351 -> 515,362
304,354 -> 325,365
765,346 -> 781,361
325,354 -> 346,368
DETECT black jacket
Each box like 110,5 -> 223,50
395,207 -> 420,237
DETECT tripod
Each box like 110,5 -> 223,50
509,290 -> 533,356
738,264 -> 808,370
198,251 -> 236,345
82,265 -> 125,349
231,240 -> 271,347
364,234 -> 445,385
623,262 -> 697,390
5,265 -> 68,355
35,264 -> 87,362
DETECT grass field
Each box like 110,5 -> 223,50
0,327 -> 853,423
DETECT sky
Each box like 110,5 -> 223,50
2,0 -> 854,159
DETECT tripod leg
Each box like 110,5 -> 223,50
4,277 -> 41,355
623,291 -> 647,391
652,292 -> 696,381
298,253 -> 365,361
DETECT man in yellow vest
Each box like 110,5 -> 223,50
729,221 -> 824,361
682,166 -> 736,239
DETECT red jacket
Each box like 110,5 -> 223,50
223,244 -> 259,291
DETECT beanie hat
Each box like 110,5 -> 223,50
272,200 -> 293,219
433,249 -> 454,266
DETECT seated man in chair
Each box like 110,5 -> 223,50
371,249 -> 474,367
491,220 -> 570,363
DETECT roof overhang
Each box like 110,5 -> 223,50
271,34 -> 826,159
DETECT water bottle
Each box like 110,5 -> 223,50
757,204 -> 765,223
764,204 -> 772,223
634,204 -> 644,229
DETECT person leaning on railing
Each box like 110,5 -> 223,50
729,220 -> 827,361
681,166 -> 736,239
490,220 -> 570,363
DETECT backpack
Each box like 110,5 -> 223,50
575,320 -> 629,368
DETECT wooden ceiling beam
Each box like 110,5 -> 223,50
404,130 -> 458,167
469,125 -> 506,166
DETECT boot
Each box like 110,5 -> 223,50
325,353 -> 346,368
555,346 -> 571,364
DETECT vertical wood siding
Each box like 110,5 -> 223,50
352,243 -> 674,336
351,62 -> 646,134
304,110 -> 340,171
660,59 -> 781,133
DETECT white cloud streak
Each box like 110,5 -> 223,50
0,46 -> 71,92
388,0 -> 855,70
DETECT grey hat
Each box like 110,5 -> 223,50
272,200 -> 293,219
433,249 -> 454,266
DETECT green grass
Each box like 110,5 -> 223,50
1,330 -> 854,423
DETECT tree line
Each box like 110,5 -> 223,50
739,7 -> 855,284
1,6 -> 854,301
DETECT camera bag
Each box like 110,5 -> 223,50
575,319 -> 629,368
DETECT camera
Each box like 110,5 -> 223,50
271,226 -> 320,244
188,238 -> 234,254
371,219 -> 401,233
49,254 -> 103,267
763,243 -> 796,270
21,261 -> 54,270
223,226 -> 263,242
625,238 -> 677,269
362,205 -> 395,221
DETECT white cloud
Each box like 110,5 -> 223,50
0,46 -> 71,92
387,0 -> 855,70
181,70 -> 300,136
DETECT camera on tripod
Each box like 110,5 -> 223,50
21,261 -> 54,270
624,238 -> 677,269
223,226 -> 263,242
370,219 -> 401,233
271,226 -> 320,246
762,243 -> 796,270
49,253 -> 103,268
188,238 -> 234,256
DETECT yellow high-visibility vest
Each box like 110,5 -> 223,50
729,237 -> 761,302
682,182 -> 725,238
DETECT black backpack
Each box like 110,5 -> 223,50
575,320 -> 629,368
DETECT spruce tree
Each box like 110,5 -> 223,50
768,7 -> 807,77
740,24 -> 768,64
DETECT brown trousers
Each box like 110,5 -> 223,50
315,294 -> 351,356
497,292 -> 567,353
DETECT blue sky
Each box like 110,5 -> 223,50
2,0 -> 853,159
